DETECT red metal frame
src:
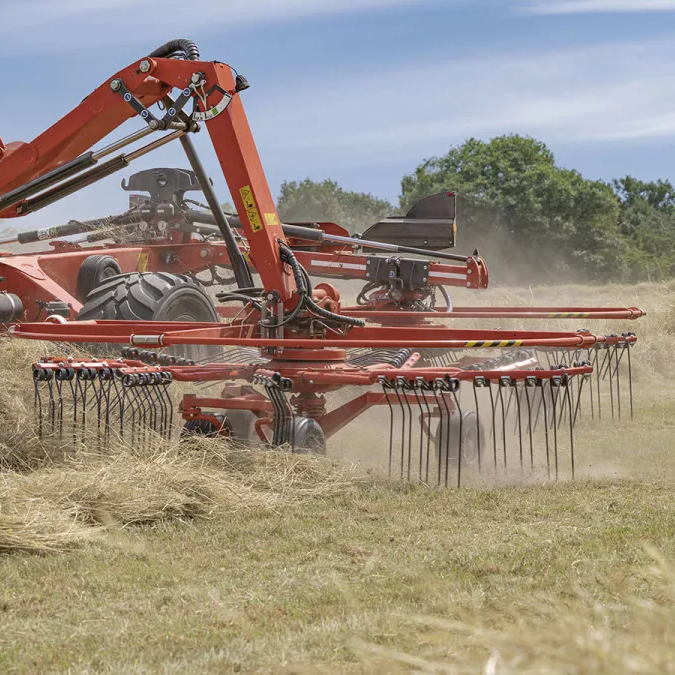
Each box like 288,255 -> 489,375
2,44 -> 644,456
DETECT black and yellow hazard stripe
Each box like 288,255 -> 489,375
464,339 -> 524,348
547,312 -> 590,318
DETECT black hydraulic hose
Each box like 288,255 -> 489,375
148,39 -> 200,61
278,242 -> 365,328
305,293 -> 365,327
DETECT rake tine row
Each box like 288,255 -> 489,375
252,372 -> 294,447
33,363 -> 174,446
377,368 -> 589,488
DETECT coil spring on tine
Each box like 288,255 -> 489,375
33,367 -> 52,382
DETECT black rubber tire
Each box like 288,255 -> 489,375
434,410 -> 482,470
78,272 -> 219,362
76,255 -> 122,302
181,415 -> 227,439
292,417 -> 326,455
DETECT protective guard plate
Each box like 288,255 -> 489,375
361,191 -> 456,251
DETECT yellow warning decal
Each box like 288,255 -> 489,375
137,252 -> 149,272
464,339 -> 524,348
264,212 -> 280,227
239,185 -> 263,233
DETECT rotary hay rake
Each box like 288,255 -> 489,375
2,38 -> 645,486
22,319 -> 638,488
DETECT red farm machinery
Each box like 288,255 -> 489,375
0,39 -> 644,486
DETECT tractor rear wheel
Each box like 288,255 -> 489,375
78,272 -> 220,362
76,255 -> 122,302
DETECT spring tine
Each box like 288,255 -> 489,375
33,369 -> 44,438
412,379 -> 426,482
540,379 -> 551,480
451,384 -> 463,488
497,378 -> 508,473
614,344 -> 622,421
550,379 -> 559,480
392,380 -> 407,480
473,379 -> 483,474
606,348 -> 615,419
487,380 -> 498,473
381,379 -> 395,478
565,379 -> 575,479
438,382 -> 453,488
267,383 -> 281,445
587,348 -> 595,420
594,347 -> 602,420
626,341 -> 634,421
532,376 -> 545,434
525,377 -> 535,470
514,382 -> 524,476
431,382 -> 445,486
572,373 -> 587,428
420,380 -> 434,483
399,378 -> 414,482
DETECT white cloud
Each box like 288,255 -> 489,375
244,38 -> 675,170
0,0 -> 449,51
521,0 -> 675,14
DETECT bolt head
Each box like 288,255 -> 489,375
110,79 -> 121,91
148,119 -> 159,130
139,59 -> 151,73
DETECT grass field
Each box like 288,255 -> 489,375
1,281 -> 675,673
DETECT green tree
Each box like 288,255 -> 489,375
400,135 -> 628,282
613,176 -> 675,281
277,179 -> 395,234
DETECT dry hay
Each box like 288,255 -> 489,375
0,439 -> 356,555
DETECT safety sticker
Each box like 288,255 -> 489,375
137,252 -> 149,272
239,185 -> 263,232
264,212 -> 280,227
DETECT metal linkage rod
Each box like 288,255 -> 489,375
179,135 -> 253,290
0,127 -> 155,214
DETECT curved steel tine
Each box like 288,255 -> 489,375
380,378 -> 395,479
431,381 -> 445,486
550,378 -> 560,481
540,378 -> 551,480
392,379 -> 407,481
626,342 -> 634,421
497,379 -> 508,473
411,378 -> 426,482
487,380 -> 498,474
614,344 -> 622,421
451,384 -> 463,488
399,378 -> 414,482
438,380 -> 453,488
473,379 -> 483,475
586,348 -> 595,420
524,377 -> 535,471
514,382 -> 524,476
420,379 -> 434,483
565,380 -> 575,479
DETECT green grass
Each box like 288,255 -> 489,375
2,281 -> 675,673
2,477 -> 675,673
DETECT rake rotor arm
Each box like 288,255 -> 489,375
10,319 -> 619,350
0,42 -> 292,297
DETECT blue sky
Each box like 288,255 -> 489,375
1,0 -> 675,228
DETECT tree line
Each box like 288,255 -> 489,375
277,135 -> 674,284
